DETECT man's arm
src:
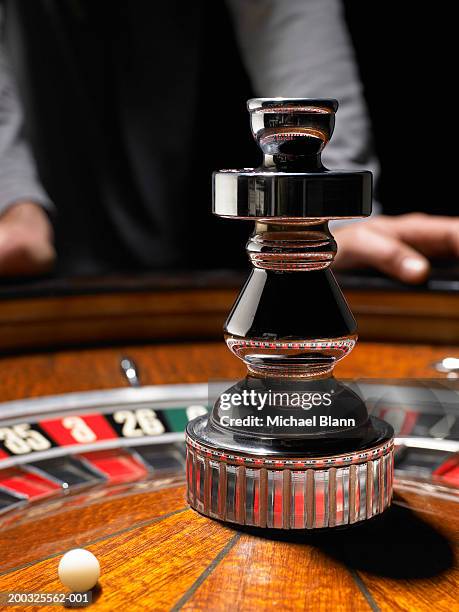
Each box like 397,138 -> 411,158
0,20 -> 55,275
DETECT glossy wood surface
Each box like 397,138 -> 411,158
346,289 -> 459,344
0,288 -> 237,352
0,482 -> 457,611
0,340 -> 458,610
1,281 -> 458,352
0,341 -> 456,402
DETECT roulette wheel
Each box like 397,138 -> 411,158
0,357 -> 457,611
0,96 -> 457,610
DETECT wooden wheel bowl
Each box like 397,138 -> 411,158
0,476 -> 457,611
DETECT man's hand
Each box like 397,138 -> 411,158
0,201 -> 56,276
333,213 -> 459,283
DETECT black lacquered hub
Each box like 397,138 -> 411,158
187,97 -> 394,528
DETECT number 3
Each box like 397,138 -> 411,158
62,416 -> 97,443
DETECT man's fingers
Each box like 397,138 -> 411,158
0,202 -> 55,276
389,213 -> 459,258
334,225 -> 430,283
0,226 -> 16,264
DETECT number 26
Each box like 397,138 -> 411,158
113,409 -> 165,437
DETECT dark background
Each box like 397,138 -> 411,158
343,1 -> 452,216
